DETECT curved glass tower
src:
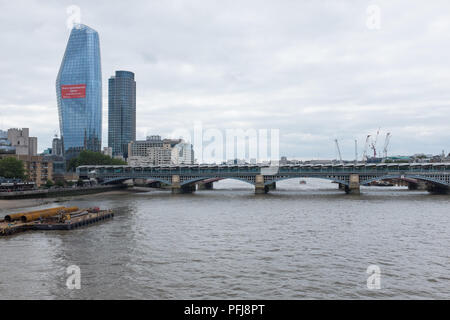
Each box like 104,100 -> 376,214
56,24 -> 102,159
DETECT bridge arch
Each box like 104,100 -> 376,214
101,176 -> 172,186
263,176 -> 349,186
360,174 -> 450,187
180,176 -> 255,186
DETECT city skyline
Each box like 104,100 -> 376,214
1,1 -> 450,159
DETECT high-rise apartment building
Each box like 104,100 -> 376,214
108,71 -> 136,158
56,24 -> 102,159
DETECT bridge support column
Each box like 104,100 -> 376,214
197,182 -> 213,190
255,175 -> 269,194
344,174 -> 360,194
426,183 -> 450,194
338,183 -> 345,190
408,181 -> 428,190
267,182 -> 276,190
171,175 -> 195,194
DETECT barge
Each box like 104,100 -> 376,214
0,206 -> 113,236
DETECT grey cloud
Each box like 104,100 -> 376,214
0,0 -> 450,159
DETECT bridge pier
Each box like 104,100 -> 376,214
338,183 -> 345,190
171,175 -> 196,194
426,184 -> 450,194
344,174 -> 360,195
408,181 -> 428,190
172,185 -> 196,194
255,175 -> 269,194
197,181 -> 214,190
267,182 -> 276,190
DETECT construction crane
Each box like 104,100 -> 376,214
362,135 -> 371,162
370,128 -> 380,158
334,139 -> 343,164
375,128 -> 380,145
382,132 -> 391,159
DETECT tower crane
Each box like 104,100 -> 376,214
334,139 -> 343,164
370,128 -> 380,158
374,128 -> 380,146
362,135 -> 371,162
382,132 -> 391,159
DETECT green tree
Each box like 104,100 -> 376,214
67,150 -> 127,171
0,157 -> 25,179
45,179 -> 54,188
55,179 -> 65,187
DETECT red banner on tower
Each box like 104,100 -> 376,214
61,84 -> 86,99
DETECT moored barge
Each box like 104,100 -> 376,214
0,207 -> 113,236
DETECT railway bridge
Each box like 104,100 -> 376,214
76,163 -> 450,194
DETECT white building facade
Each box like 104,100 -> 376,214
171,142 -> 195,165
127,136 -> 185,166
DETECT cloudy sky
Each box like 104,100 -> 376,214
1,0 -> 450,159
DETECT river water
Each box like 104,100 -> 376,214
0,178 -> 449,299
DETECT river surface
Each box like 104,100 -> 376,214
0,179 -> 449,299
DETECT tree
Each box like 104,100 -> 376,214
67,150 -> 127,171
0,157 -> 25,179
45,179 -> 54,188
55,180 -> 65,187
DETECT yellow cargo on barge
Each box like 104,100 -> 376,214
0,207 -> 114,236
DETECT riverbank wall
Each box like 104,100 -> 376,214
0,185 -> 127,200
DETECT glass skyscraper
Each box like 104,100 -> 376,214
56,24 -> 102,160
108,71 -> 136,157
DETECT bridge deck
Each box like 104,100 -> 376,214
77,163 -> 450,188
77,163 -> 450,174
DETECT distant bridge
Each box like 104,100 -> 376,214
77,163 -> 450,194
